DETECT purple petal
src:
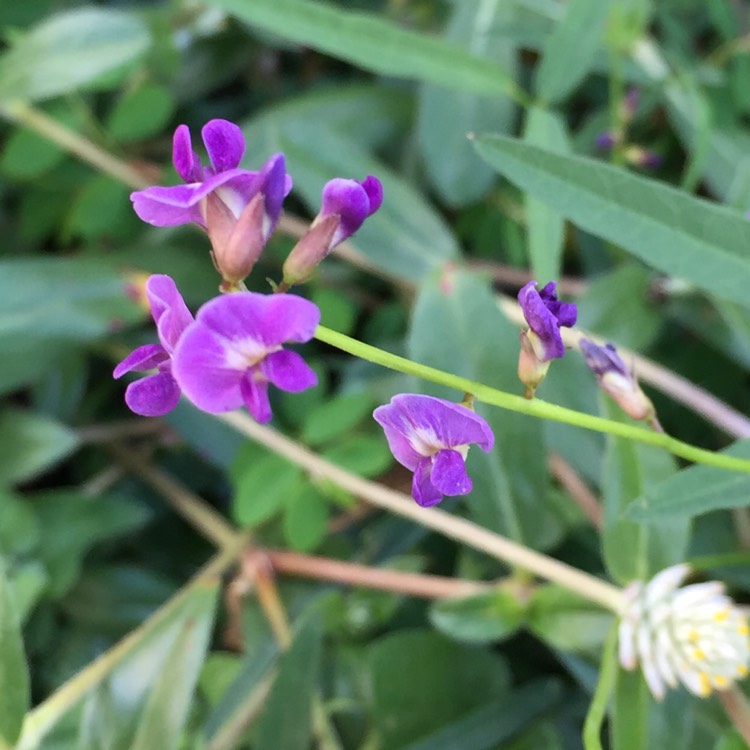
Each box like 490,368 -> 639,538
124,371 -> 181,417
171,322 -> 245,413
130,185 -> 206,227
321,178 -> 372,244
518,282 -> 564,359
172,124 -> 202,182
261,350 -> 317,392
202,119 -> 245,173
431,449 -> 472,496
258,153 -> 289,239
412,457 -> 444,507
240,372 -> 272,423
113,344 -> 168,378
361,175 -> 384,215
373,394 -> 495,454
538,281 -> 577,327
195,292 -> 320,349
579,339 -> 629,378
145,275 -> 194,352
373,420 -> 423,470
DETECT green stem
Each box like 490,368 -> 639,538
583,625 -> 619,750
314,325 -> 750,477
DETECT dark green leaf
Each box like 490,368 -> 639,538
233,453 -> 302,528
301,391 -> 376,446
106,83 -> 175,143
283,484 -> 329,552
322,435 -> 393,478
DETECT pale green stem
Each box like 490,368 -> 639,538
0,100 -> 150,189
314,325 -> 750,477
583,625 -> 619,750
219,411 -> 625,613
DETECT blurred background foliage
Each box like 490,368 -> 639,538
1,0 -> 750,748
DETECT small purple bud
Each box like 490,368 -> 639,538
596,131 -> 618,150
580,339 -> 655,422
282,175 -> 383,287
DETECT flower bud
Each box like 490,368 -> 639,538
518,329 -> 551,399
619,564 -> 750,700
282,175 -> 383,287
580,339 -> 655,422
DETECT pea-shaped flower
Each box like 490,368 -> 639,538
619,564 -> 750,699
172,292 -> 320,423
373,394 -> 494,507
113,275 -> 193,417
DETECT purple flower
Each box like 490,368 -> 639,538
130,120 -> 292,285
281,175 -> 383,287
373,394 -> 494,507
172,292 -> 320,423
113,275 -> 193,417
518,281 -> 577,362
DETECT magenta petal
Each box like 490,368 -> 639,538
172,124 -> 201,182
258,154 -> 288,238
171,322 -> 244,413
124,371 -> 181,416
202,119 -> 245,173
145,275 -> 194,352
113,344 -> 168,378
361,175 -> 384,215
431,450 -> 472,496
130,185 -> 206,227
240,372 -> 272,423
261,350 -> 317,392
373,395 -> 494,453
412,458 -> 443,507
321,178 -> 371,243
374,422 -> 423,471
195,292 -> 320,348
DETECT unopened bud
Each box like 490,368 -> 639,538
580,339 -> 655,421
518,330 -> 551,399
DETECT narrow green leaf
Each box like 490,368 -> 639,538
0,564 -> 29,746
408,269 -> 563,548
534,0 -> 611,103
283,484 -> 329,552
207,0 -> 520,99
0,8 -> 149,103
430,589 -> 526,645
627,440 -> 750,520
417,1 -> 517,206
255,615 -> 322,750
301,392 -> 376,446
0,410 -> 78,486
601,401 -> 689,584
130,581 -> 219,750
523,107 -> 569,281
473,134 -> 750,306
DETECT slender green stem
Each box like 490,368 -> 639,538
583,625 -> 619,750
314,325 -> 750,477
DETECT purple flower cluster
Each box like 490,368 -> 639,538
115,275 -> 319,423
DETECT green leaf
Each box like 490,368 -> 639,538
0,563 -> 30,746
130,581 -> 219,750
0,257 -> 140,394
255,615 -> 322,750
283,484 -> 329,552
106,83 -> 175,143
430,589 -> 526,645
0,8 -> 150,102
310,287 -> 358,336
473,134 -> 750,307
322,435 -> 393,478
408,269 -> 563,548
534,0 -> 611,103
401,679 -> 562,750
208,0 -> 519,99
417,2 -> 516,206
368,629 -> 509,749
232,451 -> 302,528
601,400 -> 689,584
627,439 -> 750,520
527,586 -> 613,654
301,391 -> 376,446
0,409 -> 78,486
523,107 -> 569,281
